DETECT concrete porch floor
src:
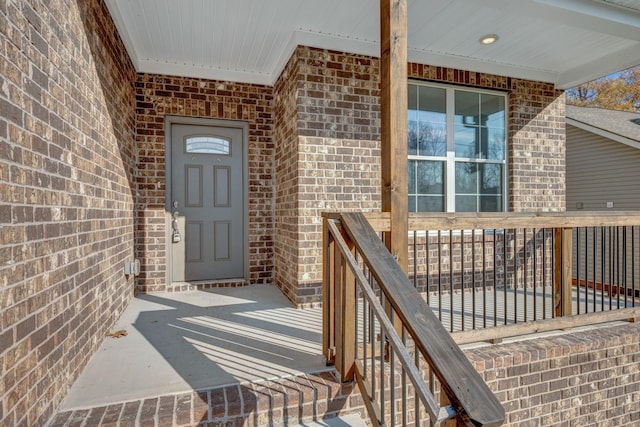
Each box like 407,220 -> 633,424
60,284 -> 329,411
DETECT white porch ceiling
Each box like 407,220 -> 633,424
105,0 -> 640,89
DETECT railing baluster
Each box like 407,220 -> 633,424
609,226 -> 613,310
494,229 -> 498,327
624,226 -> 628,308
544,229 -> 547,318
450,229 -> 454,332
533,228 -> 537,321
462,230 -> 466,332
380,292 -> 385,426
524,228 -> 528,322
576,227 -> 581,315
438,230 -> 442,322
401,327 -> 407,427
600,227 -> 607,311
504,229 -> 508,325
513,228 -> 520,324
633,226 -> 637,307
413,230 -> 417,289
472,229 -> 476,330
593,227 -> 597,314
426,231 -> 430,306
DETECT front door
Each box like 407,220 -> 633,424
169,123 -> 245,281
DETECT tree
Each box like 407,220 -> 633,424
566,65 -> 640,112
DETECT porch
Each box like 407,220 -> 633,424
48,285 -> 366,426
322,211 -> 640,425
46,212 -> 640,426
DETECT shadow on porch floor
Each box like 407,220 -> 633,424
60,284 -> 329,411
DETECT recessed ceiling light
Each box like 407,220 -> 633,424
480,34 -> 499,45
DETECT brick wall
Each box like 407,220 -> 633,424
0,0 -> 136,425
135,75 -> 274,292
273,47 -> 381,306
464,322 -> 640,425
275,46 -> 566,306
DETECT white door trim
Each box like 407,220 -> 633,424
164,115 -> 249,284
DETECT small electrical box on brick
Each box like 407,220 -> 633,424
124,259 -> 140,276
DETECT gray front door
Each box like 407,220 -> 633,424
170,123 -> 245,281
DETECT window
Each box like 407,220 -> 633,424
185,135 -> 230,155
408,82 -> 507,212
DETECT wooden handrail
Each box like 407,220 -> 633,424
334,211 -> 640,232
338,212 -> 505,427
326,218 -> 452,423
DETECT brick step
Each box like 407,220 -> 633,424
47,370 -> 365,427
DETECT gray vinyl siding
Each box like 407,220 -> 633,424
567,124 -> 640,297
566,124 -> 640,211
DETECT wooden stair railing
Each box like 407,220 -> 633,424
323,212 -> 505,427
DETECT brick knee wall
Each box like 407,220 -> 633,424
0,0 -> 136,425
464,323 -> 640,426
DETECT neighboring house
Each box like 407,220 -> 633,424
566,105 -> 640,211
2,0 -> 640,426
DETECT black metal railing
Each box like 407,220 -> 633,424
362,211 -> 640,344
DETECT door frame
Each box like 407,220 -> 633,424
164,115 -> 249,284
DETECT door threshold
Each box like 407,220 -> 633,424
167,279 -> 250,292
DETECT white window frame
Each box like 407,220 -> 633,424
409,80 -> 509,213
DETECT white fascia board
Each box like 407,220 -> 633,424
484,0 -> 640,41
533,0 -> 640,41
567,118 -> 640,150
557,43 -> 640,89
104,0 -> 141,70
138,60 -> 273,86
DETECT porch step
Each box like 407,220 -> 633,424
47,370 -> 366,427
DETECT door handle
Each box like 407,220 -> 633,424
171,201 -> 181,243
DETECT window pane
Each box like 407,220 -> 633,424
418,196 -> 444,212
418,123 -> 446,156
455,162 -> 477,194
455,125 -> 479,158
480,163 -> 503,195
480,196 -> 502,212
481,94 -> 505,128
418,86 -> 446,123
408,85 -> 418,155
417,161 -> 444,195
408,195 -> 417,213
486,128 -> 505,161
185,136 -> 230,154
456,195 -> 477,212
455,91 -> 479,126
408,159 -> 417,193
411,85 -> 446,156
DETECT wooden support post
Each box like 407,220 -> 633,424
554,228 -> 573,317
335,231 -> 356,382
380,0 -> 408,273
322,218 -> 336,365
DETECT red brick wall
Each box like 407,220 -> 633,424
464,322 -> 640,425
0,0 -> 136,425
273,47 -> 382,306
274,46 -> 566,306
273,52 -> 301,303
135,75 -> 274,292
